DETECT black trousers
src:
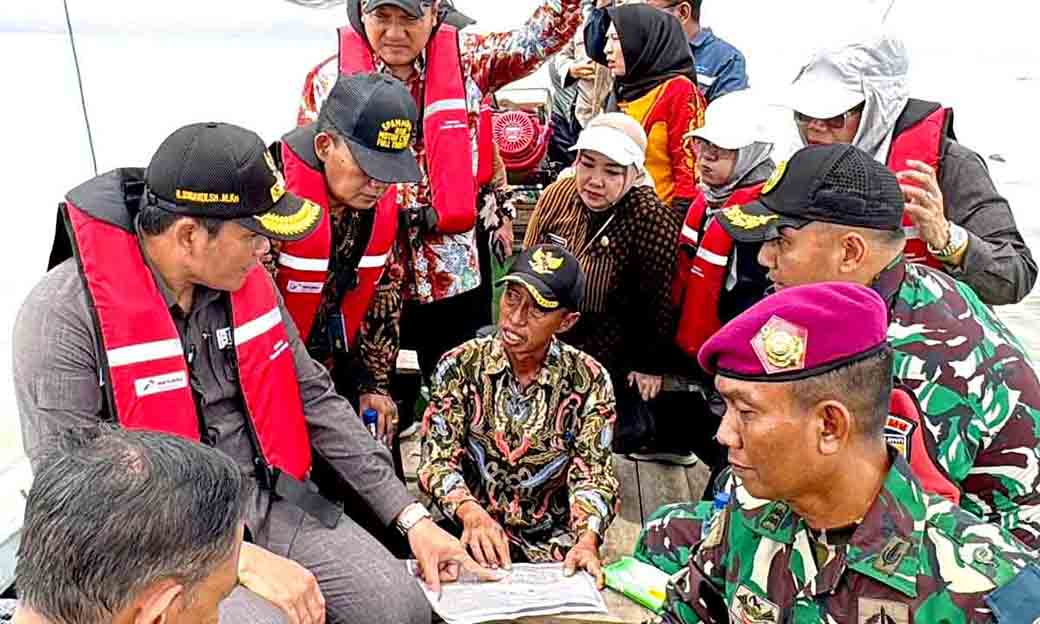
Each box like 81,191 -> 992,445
615,384 -> 727,500
400,229 -> 495,381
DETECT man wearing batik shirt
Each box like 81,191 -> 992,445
636,282 -> 1040,624
298,0 -> 583,383
715,143 -> 1040,549
419,245 -> 619,586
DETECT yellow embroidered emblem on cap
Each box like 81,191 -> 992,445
751,315 -> 808,375
376,119 -> 413,150
530,247 -> 565,275
175,190 -> 240,204
761,159 -> 787,195
265,150 -> 287,203
255,200 -> 321,237
723,205 -> 779,230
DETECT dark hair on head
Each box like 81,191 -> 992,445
789,346 -> 893,438
136,202 -> 225,238
16,427 -> 250,624
672,0 -> 702,20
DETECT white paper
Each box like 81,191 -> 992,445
408,561 -> 608,624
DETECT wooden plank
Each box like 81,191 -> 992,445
634,461 -> 693,526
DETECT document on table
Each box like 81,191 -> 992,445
407,561 -> 608,624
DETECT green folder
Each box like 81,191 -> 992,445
604,556 -> 671,613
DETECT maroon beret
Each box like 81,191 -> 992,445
698,282 -> 889,381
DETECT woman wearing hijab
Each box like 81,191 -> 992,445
675,90 -> 776,360
585,4 -> 707,215
524,114 -> 695,464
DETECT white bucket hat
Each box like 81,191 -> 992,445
686,90 -> 773,150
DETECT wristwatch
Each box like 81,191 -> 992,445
396,502 -> 432,535
928,222 -> 969,260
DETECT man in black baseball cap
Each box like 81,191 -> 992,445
497,243 -> 587,312
142,121 -> 322,242
22,118 -> 500,624
272,72 -> 419,467
716,143 -> 907,292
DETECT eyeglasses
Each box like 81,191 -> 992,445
793,103 -> 865,130
690,137 -> 736,161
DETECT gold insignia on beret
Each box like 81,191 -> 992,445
530,247 -> 565,275
255,200 -> 321,237
722,205 -> 779,230
751,316 -> 808,375
761,159 -> 787,195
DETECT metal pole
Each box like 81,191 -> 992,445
62,0 -> 98,176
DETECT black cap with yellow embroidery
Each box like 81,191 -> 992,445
317,73 -> 421,184
497,244 -> 585,311
144,122 -> 321,241
717,144 -> 905,244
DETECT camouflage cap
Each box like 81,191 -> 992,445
698,282 -> 889,381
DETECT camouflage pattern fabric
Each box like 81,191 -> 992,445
635,451 -> 1037,623
876,260 -> 1040,548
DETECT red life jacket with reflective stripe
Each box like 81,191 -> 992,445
276,129 -> 398,345
338,24 -> 479,233
63,197 -> 312,481
886,106 -> 950,269
675,183 -> 765,357
889,387 -> 961,505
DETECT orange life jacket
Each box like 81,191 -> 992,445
275,127 -> 398,345
61,172 -> 312,481
675,183 -> 765,357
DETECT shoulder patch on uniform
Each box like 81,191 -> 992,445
884,414 -> 916,460
730,584 -> 779,624
858,598 -> 910,624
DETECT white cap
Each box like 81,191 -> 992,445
569,124 -> 646,170
780,35 -> 911,120
784,63 -> 865,119
686,90 -> 773,150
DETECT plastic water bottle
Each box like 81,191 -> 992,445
362,408 -> 378,439
701,492 -> 731,539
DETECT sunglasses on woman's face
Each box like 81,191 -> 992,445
793,103 -> 865,130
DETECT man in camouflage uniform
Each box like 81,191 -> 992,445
635,282 -> 1039,623
713,144 -> 1040,549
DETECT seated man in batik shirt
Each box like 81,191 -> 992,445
418,244 -> 619,586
